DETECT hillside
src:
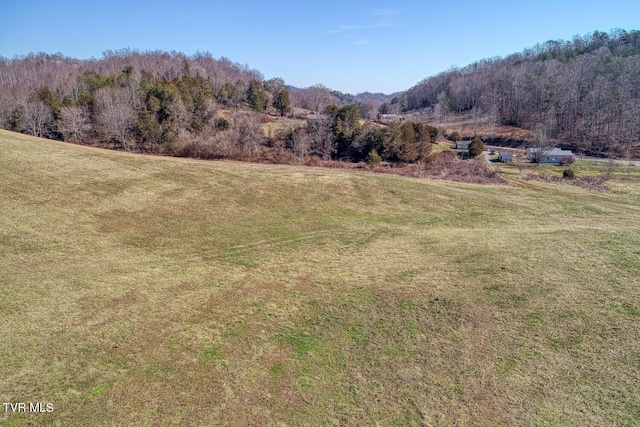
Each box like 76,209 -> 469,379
2,30 -> 638,168
1,130 -> 640,425
400,29 -> 640,157
0,51 -> 427,169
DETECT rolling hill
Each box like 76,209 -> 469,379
1,129 -> 639,426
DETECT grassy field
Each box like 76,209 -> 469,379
492,155 -> 640,181
1,129 -> 639,426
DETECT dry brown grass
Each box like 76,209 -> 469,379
432,114 -> 534,145
372,151 -> 506,184
1,129 -> 639,426
523,171 -> 610,192
298,151 -> 506,185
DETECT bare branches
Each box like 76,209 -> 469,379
403,29 -> 640,157
22,100 -> 52,138
94,87 -> 136,150
56,105 -> 90,143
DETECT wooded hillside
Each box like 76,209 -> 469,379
1,29 -> 639,160
0,50 -> 439,168
398,29 -> 640,156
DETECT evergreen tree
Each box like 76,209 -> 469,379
36,87 -> 61,118
273,89 -> 291,116
219,83 -> 244,108
246,79 -> 268,112
468,137 -> 484,157
329,104 -> 361,160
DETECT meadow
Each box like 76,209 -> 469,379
1,129 -> 639,426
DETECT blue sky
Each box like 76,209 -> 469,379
1,1 -> 638,94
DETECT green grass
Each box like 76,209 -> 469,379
1,129 -> 640,426
431,142 -> 453,152
496,157 -> 640,181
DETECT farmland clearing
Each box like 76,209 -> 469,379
1,129 -> 639,426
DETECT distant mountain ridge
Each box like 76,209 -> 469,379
288,86 -> 399,110
335,91 -> 401,104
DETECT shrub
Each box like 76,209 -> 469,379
447,131 -> 461,142
560,156 -> 575,166
216,117 -> 230,130
365,149 -> 382,166
468,137 -> 484,157
563,168 -> 575,179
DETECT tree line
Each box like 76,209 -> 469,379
0,51 -> 265,148
0,50 -> 439,165
0,50 -> 307,154
399,29 -> 640,157
294,105 -> 438,163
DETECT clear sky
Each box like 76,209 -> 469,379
1,1 -> 638,94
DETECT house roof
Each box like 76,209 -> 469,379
545,148 -> 573,156
526,147 -> 573,156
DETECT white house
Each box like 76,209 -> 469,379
526,147 -> 574,164
498,151 -> 513,163
456,140 -> 470,150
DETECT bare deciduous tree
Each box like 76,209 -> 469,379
94,87 -> 136,150
304,84 -> 331,113
291,127 -> 310,161
306,116 -> 334,159
234,112 -> 263,157
529,121 -> 553,163
513,153 -> 526,175
358,100 -> 379,120
603,157 -> 618,180
56,105 -> 91,143
0,94 -> 15,129
210,130 -> 235,158
22,100 -> 53,138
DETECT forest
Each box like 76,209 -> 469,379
397,29 -> 640,157
0,49 -> 435,165
1,29 -> 639,161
